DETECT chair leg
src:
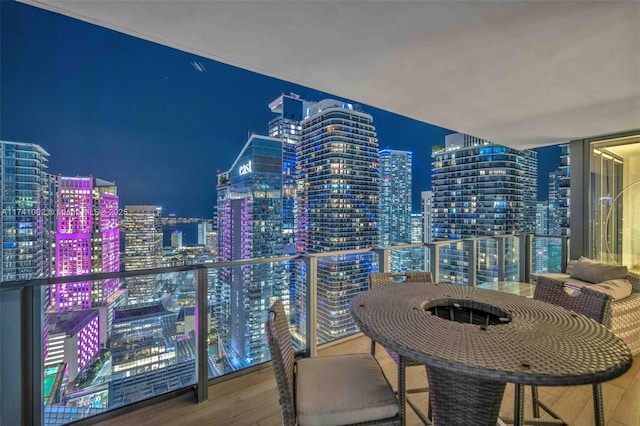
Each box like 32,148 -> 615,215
593,383 -> 604,426
398,355 -> 406,426
531,385 -> 541,418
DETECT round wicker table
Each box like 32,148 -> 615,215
351,282 -> 632,426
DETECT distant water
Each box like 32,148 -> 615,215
163,222 -> 200,247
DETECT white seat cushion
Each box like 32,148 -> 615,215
589,279 -> 633,301
296,353 -> 398,426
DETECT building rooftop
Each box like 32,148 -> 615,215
113,303 -> 172,322
46,309 -> 99,336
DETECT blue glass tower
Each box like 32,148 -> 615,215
379,149 -> 412,246
215,135 -> 285,367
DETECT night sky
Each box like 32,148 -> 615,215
1,2 -> 560,218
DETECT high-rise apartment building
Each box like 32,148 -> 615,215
297,99 -> 380,343
123,206 -> 163,304
379,149 -> 412,246
268,93 -> 311,255
197,221 -> 212,246
0,141 -> 52,281
124,206 -> 163,270
521,149 -> 538,235
548,170 -> 562,236
215,135 -> 285,367
533,201 -> 551,272
171,230 -> 183,249
558,143 -> 571,237
421,191 -> 433,243
410,213 -> 423,244
54,177 -> 120,311
432,133 -> 537,284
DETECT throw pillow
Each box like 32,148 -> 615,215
570,257 -> 628,284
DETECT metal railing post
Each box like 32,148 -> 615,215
373,247 -> 390,273
194,265 -> 208,402
464,239 -> 477,287
426,243 -> 439,282
302,254 -> 318,358
520,234 -> 532,283
496,236 -> 506,282
561,236 -> 569,274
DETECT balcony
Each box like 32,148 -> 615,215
91,335 -> 640,426
4,235 -> 639,425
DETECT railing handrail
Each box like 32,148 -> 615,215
0,234 -> 566,291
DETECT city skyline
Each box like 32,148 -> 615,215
1,2 -> 560,218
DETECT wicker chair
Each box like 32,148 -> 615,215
369,272 -> 433,425
531,261 -> 640,355
265,300 -> 401,426
511,276 -> 613,426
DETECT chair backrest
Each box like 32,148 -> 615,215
534,275 -> 612,328
369,271 -> 433,288
265,300 -> 296,426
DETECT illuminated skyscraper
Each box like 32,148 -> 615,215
432,133 -> 537,284
123,206 -> 163,304
268,93 -> 311,254
54,176 -> 120,311
216,135 -> 285,368
171,230 -> 183,249
0,141 -> 52,281
0,141 -> 56,382
267,94 -> 312,342
421,191 -> 433,243
297,99 -> 380,343
410,213 -> 423,244
124,206 -> 163,271
379,149 -> 412,246
197,221 -> 212,246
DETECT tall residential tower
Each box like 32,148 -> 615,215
0,141 -> 52,281
379,149 -> 412,246
431,133 -> 537,284
297,99 -> 380,343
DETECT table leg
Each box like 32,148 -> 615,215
398,355 -> 406,426
513,384 -> 524,426
426,365 -> 505,426
593,383 -> 604,426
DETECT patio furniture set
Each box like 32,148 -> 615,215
265,258 -> 636,426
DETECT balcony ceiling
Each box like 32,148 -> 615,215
21,0 -> 640,149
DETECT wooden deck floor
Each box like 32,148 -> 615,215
95,334 -> 640,426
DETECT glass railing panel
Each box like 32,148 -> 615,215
206,258 -> 305,379
389,246 -> 427,273
0,286 -> 25,426
532,236 -> 564,273
40,271 -> 196,425
437,241 -> 470,285
504,236 -> 520,281
315,251 -> 378,345
476,238 -> 498,286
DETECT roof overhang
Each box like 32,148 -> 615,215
20,0 -> 640,149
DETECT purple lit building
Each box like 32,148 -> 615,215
44,309 -> 100,382
54,177 -> 120,312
